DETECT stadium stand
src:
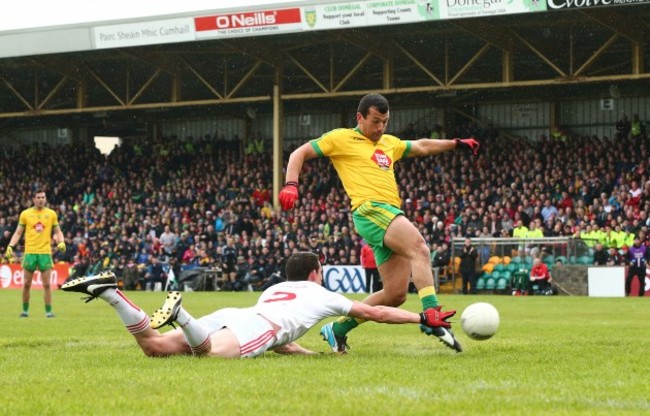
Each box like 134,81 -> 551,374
0,127 -> 648,292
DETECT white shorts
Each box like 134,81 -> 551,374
198,308 -> 278,358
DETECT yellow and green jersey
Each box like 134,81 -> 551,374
18,207 -> 59,254
310,127 -> 411,210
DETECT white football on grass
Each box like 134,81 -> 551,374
461,302 -> 499,340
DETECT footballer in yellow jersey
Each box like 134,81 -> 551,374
18,206 -> 59,254
6,190 -> 66,318
281,93 -> 479,353
311,127 -> 410,211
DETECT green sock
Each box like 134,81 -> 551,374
421,295 -> 439,310
45,304 -> 53,313
332,318 -> 360,337
22,303 -> 29,313
419,286 -> 439,310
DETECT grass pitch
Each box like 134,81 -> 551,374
1,289 -> 649,415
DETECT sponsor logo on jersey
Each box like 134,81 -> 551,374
371,150 -> 392,170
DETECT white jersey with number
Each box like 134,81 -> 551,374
252,281 -> 354,346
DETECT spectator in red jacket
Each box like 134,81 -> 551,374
360,241 -> 381,293
528,258 -> 552,295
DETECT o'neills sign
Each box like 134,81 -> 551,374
210,12 -> 277,28
195,8 -> 302,38
548,0 -> 650,9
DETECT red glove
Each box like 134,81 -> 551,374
419,306 -> 456,329
279,182 -> 299,210
454,138 -> 480,156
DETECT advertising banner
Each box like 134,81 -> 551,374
302,2 -> 368,30
365,0 -> 434,26
547,0 -> 650,10
587,266 -> 650,297
93,18 -> 195,49
439,0 -> 547,20
587,266 -> 625,297
0,263 -> 70,290
323,265 -> 367,293
301,1 -> 547,32
195,7 -> 302,39
87,1 -> 552,51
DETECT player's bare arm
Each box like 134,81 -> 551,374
272,342 -> 316,355
53,226 -> 66,252
53,226 -> 64,245
9,224 -> 25,245
408,137 -> 479,158
349,302 -> 420,324
348,301 -> 456,328
284,142 -> 318,183
5,225 -> 24,259
348,302 -> 454,328
407,138 -> 457,157
280,143 -> 319,210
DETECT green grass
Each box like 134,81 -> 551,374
1,290 -> 649,415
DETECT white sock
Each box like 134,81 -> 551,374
99,289 -> 150,334
176,307 -> 211,355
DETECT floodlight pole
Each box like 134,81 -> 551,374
272,70 -> 284,211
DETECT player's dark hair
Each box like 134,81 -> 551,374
357,93 -> 389,117
33,189 -> 46,197
286,251 -> 320,281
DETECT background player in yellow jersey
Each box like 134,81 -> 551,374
6,190 -> 66,318
279,94 -> 479,353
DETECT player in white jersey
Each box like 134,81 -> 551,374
62,252 -> 454,358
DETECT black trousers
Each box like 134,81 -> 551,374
626,266 -> 646,296
365,268 -> 381,293
461,270 -> 475,294
528,278 -> 550,294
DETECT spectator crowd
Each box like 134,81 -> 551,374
1,120 -> 649,291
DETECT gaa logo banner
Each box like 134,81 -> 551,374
323,265 -> 367,293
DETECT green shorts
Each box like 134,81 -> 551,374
353,201 -> 403,266
22,253 -> 53,272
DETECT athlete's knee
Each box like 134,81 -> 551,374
141,343 -> 168,357
412,239 -> 430,259
135,334 -> 167,357
142,348 -> 163,358
382,290 -> 407,307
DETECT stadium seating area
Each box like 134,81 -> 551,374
473,252 -> 572,295
0,127 -> 648,291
